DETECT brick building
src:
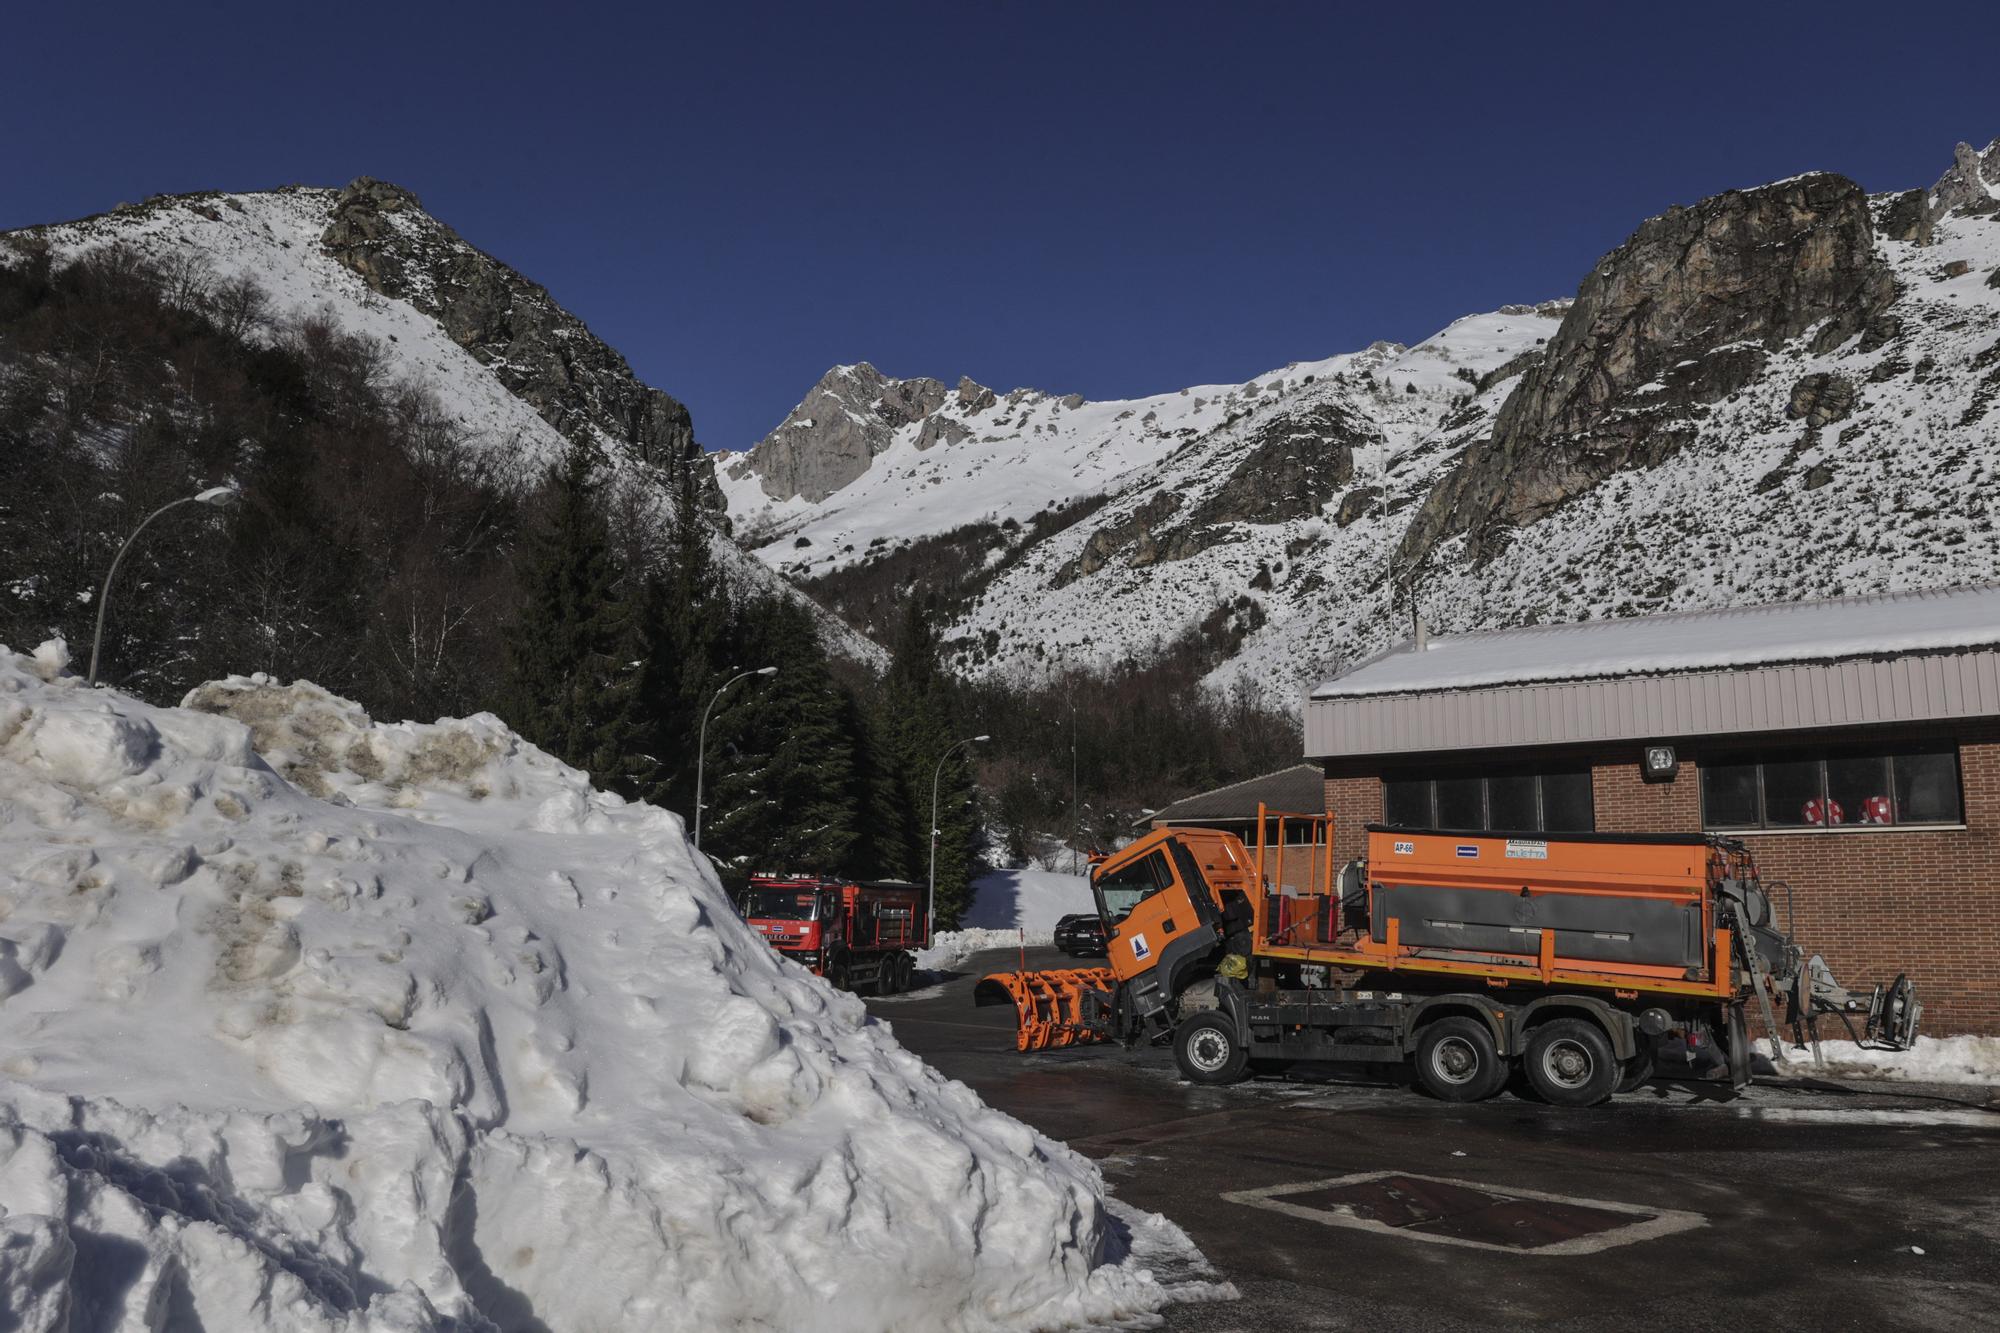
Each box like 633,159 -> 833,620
1306,586 -> 2000,1035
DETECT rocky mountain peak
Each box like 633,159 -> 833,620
740,362 -> 1003,503
1929,139 -> 2000,218
1397,171 -> 1897,568
319,176 -> 701,479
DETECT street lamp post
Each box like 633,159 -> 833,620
927,733 -> 989,945
87,486 -> 239,687
1069,695 -> 1079,876
693,666 -> 777,851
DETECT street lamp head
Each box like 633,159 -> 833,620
755,666 -> 778,676
194,486 -> 239,508
973,734 -> 990,742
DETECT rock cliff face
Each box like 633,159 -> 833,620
320,178 -> 704,483
1398,173 -> 1897,567
742,363 -> 977,502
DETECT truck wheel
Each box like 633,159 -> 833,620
896,954 -> 916,991
1616,1054 -> 1653,1094
1414,1017 -> 1505,1102
827,958 -> 851,992
1174,1012 -> 1249,1085
1525,1019 -> 1618,1108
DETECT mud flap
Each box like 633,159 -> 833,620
1725,1004 -> 1753,1092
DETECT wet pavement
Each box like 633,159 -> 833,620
867,947 -> 2000,1331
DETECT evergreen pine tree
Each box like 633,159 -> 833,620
501,443 -> 647,790
639,459 -> 734,816
883,599 -> 981,924
701,594 -> 858,879
837,684 -> 914,881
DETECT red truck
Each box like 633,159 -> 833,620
738,874 -> 929,994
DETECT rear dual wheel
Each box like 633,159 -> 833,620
1524,1018 -> 1619,1108
1413,1017 -> 1508,1102
882,954 -> 914,995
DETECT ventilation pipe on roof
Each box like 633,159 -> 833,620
1412,602 -> 1429,652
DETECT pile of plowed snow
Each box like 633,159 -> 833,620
0,643 -> 1217,1330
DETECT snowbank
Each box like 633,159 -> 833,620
962,867 -> 1093,936
1789,1035 -> 2000,1086
918,928 -> 1053,972
0,645 -> 1207,1330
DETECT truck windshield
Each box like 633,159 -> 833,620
1093,850 -> 1175,925
741,888 -> 819,920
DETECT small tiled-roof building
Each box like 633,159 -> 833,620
1148,764 -> 1333,891
1306,584 -> 2000,1035
1147,763 -> 1328,832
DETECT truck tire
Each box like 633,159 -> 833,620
896,954 -> 916,991
1414,1017 -> 1506,1102
869,959 -> 895,996
827,957 -> 851,993
1524,1019 -> 1618,1108
1174,1012 -> 1249,1085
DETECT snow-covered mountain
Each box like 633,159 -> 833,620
2,180 -> 882,666
721,140 -> 2000,702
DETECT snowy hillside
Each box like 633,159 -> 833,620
717,307 -> 1560,584
722,140 -> 2000,704
0,643 -> 1209,1329
3,183 -> 882,667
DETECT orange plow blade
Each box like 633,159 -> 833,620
974,968 -> 1116,1051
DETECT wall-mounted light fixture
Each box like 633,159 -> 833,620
1642,744 -> 1679,783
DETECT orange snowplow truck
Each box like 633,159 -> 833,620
739,875 -> 927,995
976,811 -> 1919,1106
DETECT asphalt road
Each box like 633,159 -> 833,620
867,946 -> 2000,1332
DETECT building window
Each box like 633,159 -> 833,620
1381,769 -> 1595,833
1699,746 -> 1962,830
1258,818 -> 1324,845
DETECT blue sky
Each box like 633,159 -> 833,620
5,2 -> 1996,449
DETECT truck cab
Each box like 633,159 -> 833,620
739,878 -> 839,967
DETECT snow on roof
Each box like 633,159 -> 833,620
1149,764 -> 1329,822
1313,584 -> 2000,699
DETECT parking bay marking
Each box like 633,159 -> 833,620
1220,1171 -> 1705,1255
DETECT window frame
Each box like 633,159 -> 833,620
1698,744 -> 1964,833
1379,768 -> 1597,834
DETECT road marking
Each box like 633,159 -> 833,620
1221,1171 -> 1705,1255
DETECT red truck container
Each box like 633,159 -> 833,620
737,874 -> 928,994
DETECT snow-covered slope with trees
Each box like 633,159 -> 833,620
722,140 -> 2000,704
2,182 -> 881,667
0,641 -> 1212,1329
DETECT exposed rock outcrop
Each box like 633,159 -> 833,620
1929,139 -> 2000,218
1877,189 -> 1933,245
319,178 -> 703,484
1397,173 -> 1896,567
1335,486 -> 1382,528
1186,401 -> 1367,528
1787,373 -> 1857,428
955,376 -> 996,412
746,363 -> 955,502
1052,492 -> 1181,586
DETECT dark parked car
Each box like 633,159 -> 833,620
1052,912 -> 1108,957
